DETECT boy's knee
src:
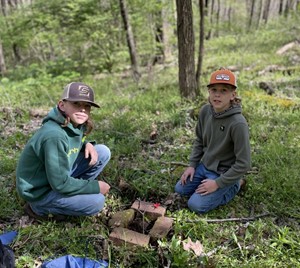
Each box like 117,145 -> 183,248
96,144 -> 111,158
95,195 -> 106,212
187,198 -> 213,214
85,195 -> 105,215
174,181 -> 184,195
95,145 -> 111,165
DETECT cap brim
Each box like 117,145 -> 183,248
63,98 -> 100,108
90,103 -> 100,108
207,83 -> 237,88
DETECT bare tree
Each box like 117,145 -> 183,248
215,0 -> 220,37
0,0 -> 8,74
150,4 -> 164,66
196,0 -> 205,87
154,14 -> 163,64
0,0 -> 24,65
248,0 -> 256,30
263,0 -> 271,23
176,0 -> 198,99
257,0 -> 264,27
279,0 -> 285,14
161,0 -> 173,63
284,0 -> 299,16
119,0 -> 140,82
0,40 -> 6,76
206,0 -> 214,39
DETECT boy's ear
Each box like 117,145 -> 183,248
230,91 -> 237,100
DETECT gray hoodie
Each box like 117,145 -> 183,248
189,103 -> 251,188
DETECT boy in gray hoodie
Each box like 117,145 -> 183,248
175,68 -> 251,213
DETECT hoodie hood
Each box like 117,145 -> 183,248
42,106 -> 65,125
210,104 -> 242,119
42,106 -> 86,135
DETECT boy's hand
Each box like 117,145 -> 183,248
180,167 -> 195,185
196,179 -> 219,195
85,142 -> 98,166
98,181 -> 110,195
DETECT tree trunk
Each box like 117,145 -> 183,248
257,0 -> 264,28
153,9 -> 164,65
284,0 -> 290,16
1,0 -> 23,64
12,43 -> 21,62
162,0 -> 173,63
215,0 -> 220,37
204,0 -> 209,15
0,40 -> 7,76
1,0 -> 7,16
263,0 -> 271,23
279,0 -> 284,15
227,1 -> 233,30
119,0 -> 140,82
284,0 -> 298,16
206,0 -> 214,39
196,0 -> 204,89
248,0 -> 256,30
176,0 -> 198,99
0,1 -> 7,75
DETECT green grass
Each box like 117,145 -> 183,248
1,16 -> 300,268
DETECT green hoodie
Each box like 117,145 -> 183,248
16,106 -> 100,202
189,103 -> 251,188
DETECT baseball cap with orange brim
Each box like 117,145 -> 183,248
207,68 -> 237,88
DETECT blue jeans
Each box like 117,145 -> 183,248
175,163 -> 240,214
30,144 -> 111,216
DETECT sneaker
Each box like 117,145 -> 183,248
24,203 -> 66,222
239,179 -> 247,192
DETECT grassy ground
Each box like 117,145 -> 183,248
1,16 -> 300,268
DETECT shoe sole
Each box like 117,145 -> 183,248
24,203 -> 66,222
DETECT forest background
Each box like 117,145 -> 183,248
0,0 -> 300,267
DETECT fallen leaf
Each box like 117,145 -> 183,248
182,237 -> 204,256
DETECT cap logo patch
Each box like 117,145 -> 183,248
215,74 -> 230,81
78,85 -> 90,98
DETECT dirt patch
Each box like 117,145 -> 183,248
0,107 -> 48,137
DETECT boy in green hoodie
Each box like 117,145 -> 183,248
16,82 -> 111,220
175,68 -> 251,213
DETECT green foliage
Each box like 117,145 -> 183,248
158,236 -> 193,267
1,0 -> 129,76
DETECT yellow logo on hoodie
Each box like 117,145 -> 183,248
67,147 -> 79,157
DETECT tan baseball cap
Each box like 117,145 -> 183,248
62,82 -> 100,108
207,68 -> 237,88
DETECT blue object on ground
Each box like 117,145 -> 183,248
0,231 -> 17,268
0,231 -> 18,245
41,255 -> 109,268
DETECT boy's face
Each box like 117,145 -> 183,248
59,100 -> 92,127
208,84 -> 236,113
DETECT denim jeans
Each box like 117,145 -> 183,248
175,163 -> 240,214
31,144 -> 111,216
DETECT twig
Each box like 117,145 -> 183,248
160,161 -> 189,167
136,199 -> 146,234
184,213 -> 273,224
